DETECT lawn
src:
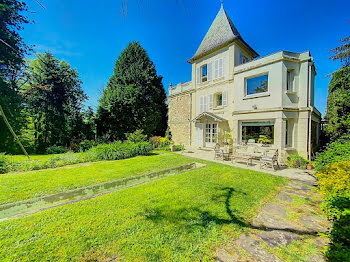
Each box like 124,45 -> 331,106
0,153 -> 286,261
0,153 -> 193,205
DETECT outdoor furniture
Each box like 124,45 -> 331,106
260,149 -> 279,170
214,144 -> 223,160
230,153 -> 254,167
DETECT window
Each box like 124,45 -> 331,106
240,53 -> 249,64
216,93 -> 223,107
241,121 -> 274,144
285,120 -> 289,146
214,58 -> 223,79
201,64 -> 208,82
287,70 -> 293,92
246,74 -> 268,96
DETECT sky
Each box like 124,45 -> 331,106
21,0 -> 350,115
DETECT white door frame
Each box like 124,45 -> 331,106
205,122 -> 218,147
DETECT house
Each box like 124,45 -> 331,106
168,4 -> 321,160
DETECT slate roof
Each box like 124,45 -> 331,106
189,5 -> 258,62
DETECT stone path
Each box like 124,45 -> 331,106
215,180 -> 329,262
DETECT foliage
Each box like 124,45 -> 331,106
174,144 -> 185,151
257,135 -> 271,145
315,161 -> 350,262
125,129 -> 147,143
315,161 -> 350,196
0,155 -> 285,261
87,141 -> 152,161
22,52 -> 88,152
0,154 -> 10,174
46,145 -> 67,155
0,141 -> 153,174
325,66 -> 350,140
149,136 -> 171,148
0,0 -> 30,154
314,139 -> 350,170
96,41 -> 168,141
286,155 -> 309,169
79,140 -> 96,152
330,36 -> 350,66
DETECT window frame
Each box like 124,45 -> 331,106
201,64 -> 208,83
286,69 -> 294,93
245,73 -> 269,97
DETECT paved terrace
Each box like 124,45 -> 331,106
178,148 -> 317,185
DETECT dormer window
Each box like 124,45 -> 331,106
201,64 -> 208,82
240,53 -> 249,65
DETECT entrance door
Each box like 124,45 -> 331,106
195,123 -> 204,147
205,123 -> 218,147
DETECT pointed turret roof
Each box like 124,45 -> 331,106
189,5 -> 258,62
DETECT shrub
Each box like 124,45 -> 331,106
174,144 -> 185,151
87,141 -> 152,161
46,145 -> 67,155
315,161 -> 350,196
150,136 -> 170,148
125,130 -> 147,143
79,140 -> 96,152
0,154 -> 10,174
315,161 -> 350,262
286,155 -> 309,169
314,140 -> 350,171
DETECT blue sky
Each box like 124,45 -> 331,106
21,0 -> 349,114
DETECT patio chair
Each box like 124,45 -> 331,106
214,144 -> 223,160
260,149 -> 279,170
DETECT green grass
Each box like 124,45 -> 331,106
0,153 -> 193,205
0,154 -> 286,261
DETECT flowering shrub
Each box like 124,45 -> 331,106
315,161 -> 350,261
149,136 -> 171,148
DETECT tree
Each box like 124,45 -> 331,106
23,52 -> 87,151
96,41 -> 167,141
330,36 -> 350,66
325,66 -> 350,140
0,0 -> 30,153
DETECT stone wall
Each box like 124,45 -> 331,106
168,93 -> 192,146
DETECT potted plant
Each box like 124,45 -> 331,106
306,162 -> 313,170
257,135 -> 271,146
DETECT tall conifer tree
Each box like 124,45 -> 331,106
96,41 -> 168,141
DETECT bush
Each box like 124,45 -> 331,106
46,145 -> 67,155
125,130 -> 147,143
149,136 -> 171,148
174,144 -> 185,151
0,154 -> 10,174
79,140 -> 96,152
87,141 -> 153,161
315,161 -> 350,262
286,155 -> 309,169
315,140 -> 350,171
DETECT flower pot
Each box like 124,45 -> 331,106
306,164 -> 313,170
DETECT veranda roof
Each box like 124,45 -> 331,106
191,112 -> 227,122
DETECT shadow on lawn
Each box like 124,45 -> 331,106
144,186 -> 319,236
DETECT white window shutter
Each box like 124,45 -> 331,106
223,90 -> 228,106
204,95 -> 207,112
200,96 -> 203,113
207,62 -> 212,81
219,58 -> 223,78
214,59 -> 219,79
196,67 -> 200,84
208,94 -> 213,109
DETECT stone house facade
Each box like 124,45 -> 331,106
168,5 -> 321,159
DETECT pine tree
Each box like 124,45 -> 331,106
23,52 -> 87,151
0,0 -> 30,153
96,41 -> 168,141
